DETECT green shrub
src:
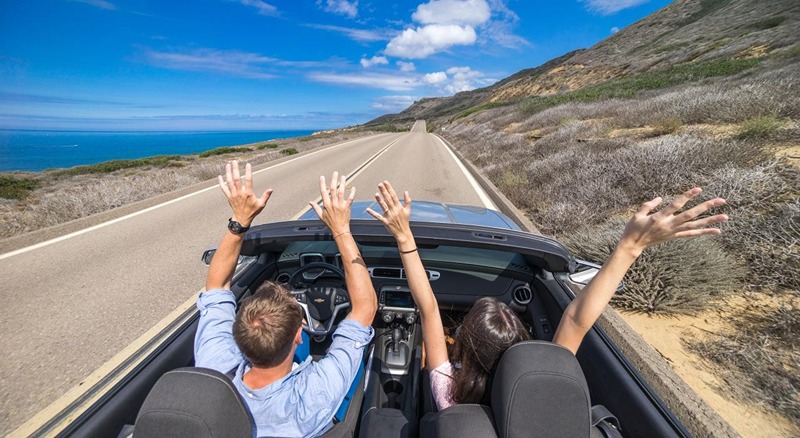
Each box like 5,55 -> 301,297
280,147 -> 299,156
54,155 -> 182,175
747,16 -> 786,30
198,146 -> 251,158
369,124 -> 407,132
455,101 -> 512,120
735,114 -> 783,139
257,142 -> 279,150
519,58 -> 760,115
0,175 -> 39,199
563,218 -> 740,314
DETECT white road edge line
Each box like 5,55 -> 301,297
0,135 -> 384,261
433,135 -> 496,210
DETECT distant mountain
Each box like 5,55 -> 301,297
366,0 -> 798,127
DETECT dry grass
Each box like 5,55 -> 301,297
687,295 -> 800,422
564,218 -> 740,314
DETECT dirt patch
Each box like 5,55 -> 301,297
776,144 -> 800,168
620,297 -> 800,438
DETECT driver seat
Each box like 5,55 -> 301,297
131,367 -> 255,438
421,341 -> 616,438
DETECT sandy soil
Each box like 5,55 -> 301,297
620,299 -> 800,438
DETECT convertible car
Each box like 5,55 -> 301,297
49,201 -> 691,437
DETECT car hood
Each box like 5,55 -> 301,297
299,200 -> 521,231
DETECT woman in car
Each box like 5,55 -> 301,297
366,181 -> 728,410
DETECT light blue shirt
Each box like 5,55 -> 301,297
194,289 -> 374,437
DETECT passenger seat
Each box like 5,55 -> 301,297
420,341 -> 621,438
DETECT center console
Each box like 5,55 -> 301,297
359,286 -> 422,438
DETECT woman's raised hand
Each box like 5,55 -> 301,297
618,187 -> 728,257
366,181 -> 413,242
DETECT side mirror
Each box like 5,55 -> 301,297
201,249 -> 254,267
569,259 -> 624,293
201,249 -> 216,266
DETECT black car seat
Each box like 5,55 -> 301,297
130,367 -> 255,438
420,341 -> 620,438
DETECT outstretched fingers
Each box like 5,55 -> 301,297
244,163 -> 253,193
637,196 -> 662,216
659,187 -> 702,217
231,160 -> 242,190
403,191 -> 412,208
319,175 -> 330,205
674,198 -> 726,224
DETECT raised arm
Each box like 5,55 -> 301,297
553,187 -> 728,354
367,181 -> 449,369
206,161 -> 273,291
311,172 -> 377,328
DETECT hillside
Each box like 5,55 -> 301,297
367,0 -> 798,127
366,0 -> 800,437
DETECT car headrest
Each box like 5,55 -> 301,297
491,341 -> 591,438
134,367 -> 255,438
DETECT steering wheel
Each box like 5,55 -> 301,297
288,262 -> 350,337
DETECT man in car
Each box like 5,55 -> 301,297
193,161 -> 377,437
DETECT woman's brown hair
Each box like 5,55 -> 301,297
450,297 -> 531,404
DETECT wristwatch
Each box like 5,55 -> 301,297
227,218 -> 250,235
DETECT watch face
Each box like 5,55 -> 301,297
228,220 -> 245,234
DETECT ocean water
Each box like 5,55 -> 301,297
0,129 -> 316,172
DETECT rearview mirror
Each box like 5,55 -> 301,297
569,259 -> 624,293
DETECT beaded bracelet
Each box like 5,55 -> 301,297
333,231 -> 351,240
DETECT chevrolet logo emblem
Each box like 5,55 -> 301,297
314,298 -> 325,304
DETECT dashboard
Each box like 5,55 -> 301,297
274,241 -> 535,311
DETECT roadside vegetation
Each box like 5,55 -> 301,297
198,146 -> 251,158
439,54 -> 799,422
0,175 -> 39,200
0,130 -> 378,238
52,155 -> 183,176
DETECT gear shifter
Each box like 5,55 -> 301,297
392,327 -> 403,353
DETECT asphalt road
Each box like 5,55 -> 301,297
0,120 -> 493,433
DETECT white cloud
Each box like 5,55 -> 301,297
385,24 -> 476,59
308,72 -> 420,91
581,0 -> 649,15
397,61 -> 416,72
610,26 -> 620,34
306,24 -> 390,42
70,0 -> 116,10
423,71 -> 448,84
382,0 -> 526,59
238,0 -> 279,16
360,56 -> 389,68
142,48 -> 323,79
442,66 -> 491,93
412,0 -> 490,26
318,0 -> 358,18
372,95 -> 418,111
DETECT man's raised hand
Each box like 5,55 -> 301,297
311,171 -> 355,236
218,160 -> 273,227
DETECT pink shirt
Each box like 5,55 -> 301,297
430,361 -> 456,411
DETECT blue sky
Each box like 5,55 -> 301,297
0,0 -> 672,131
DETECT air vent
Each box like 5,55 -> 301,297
371,268 -> 402,279
276,273 -> 291,284
513,285 -> 533,306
